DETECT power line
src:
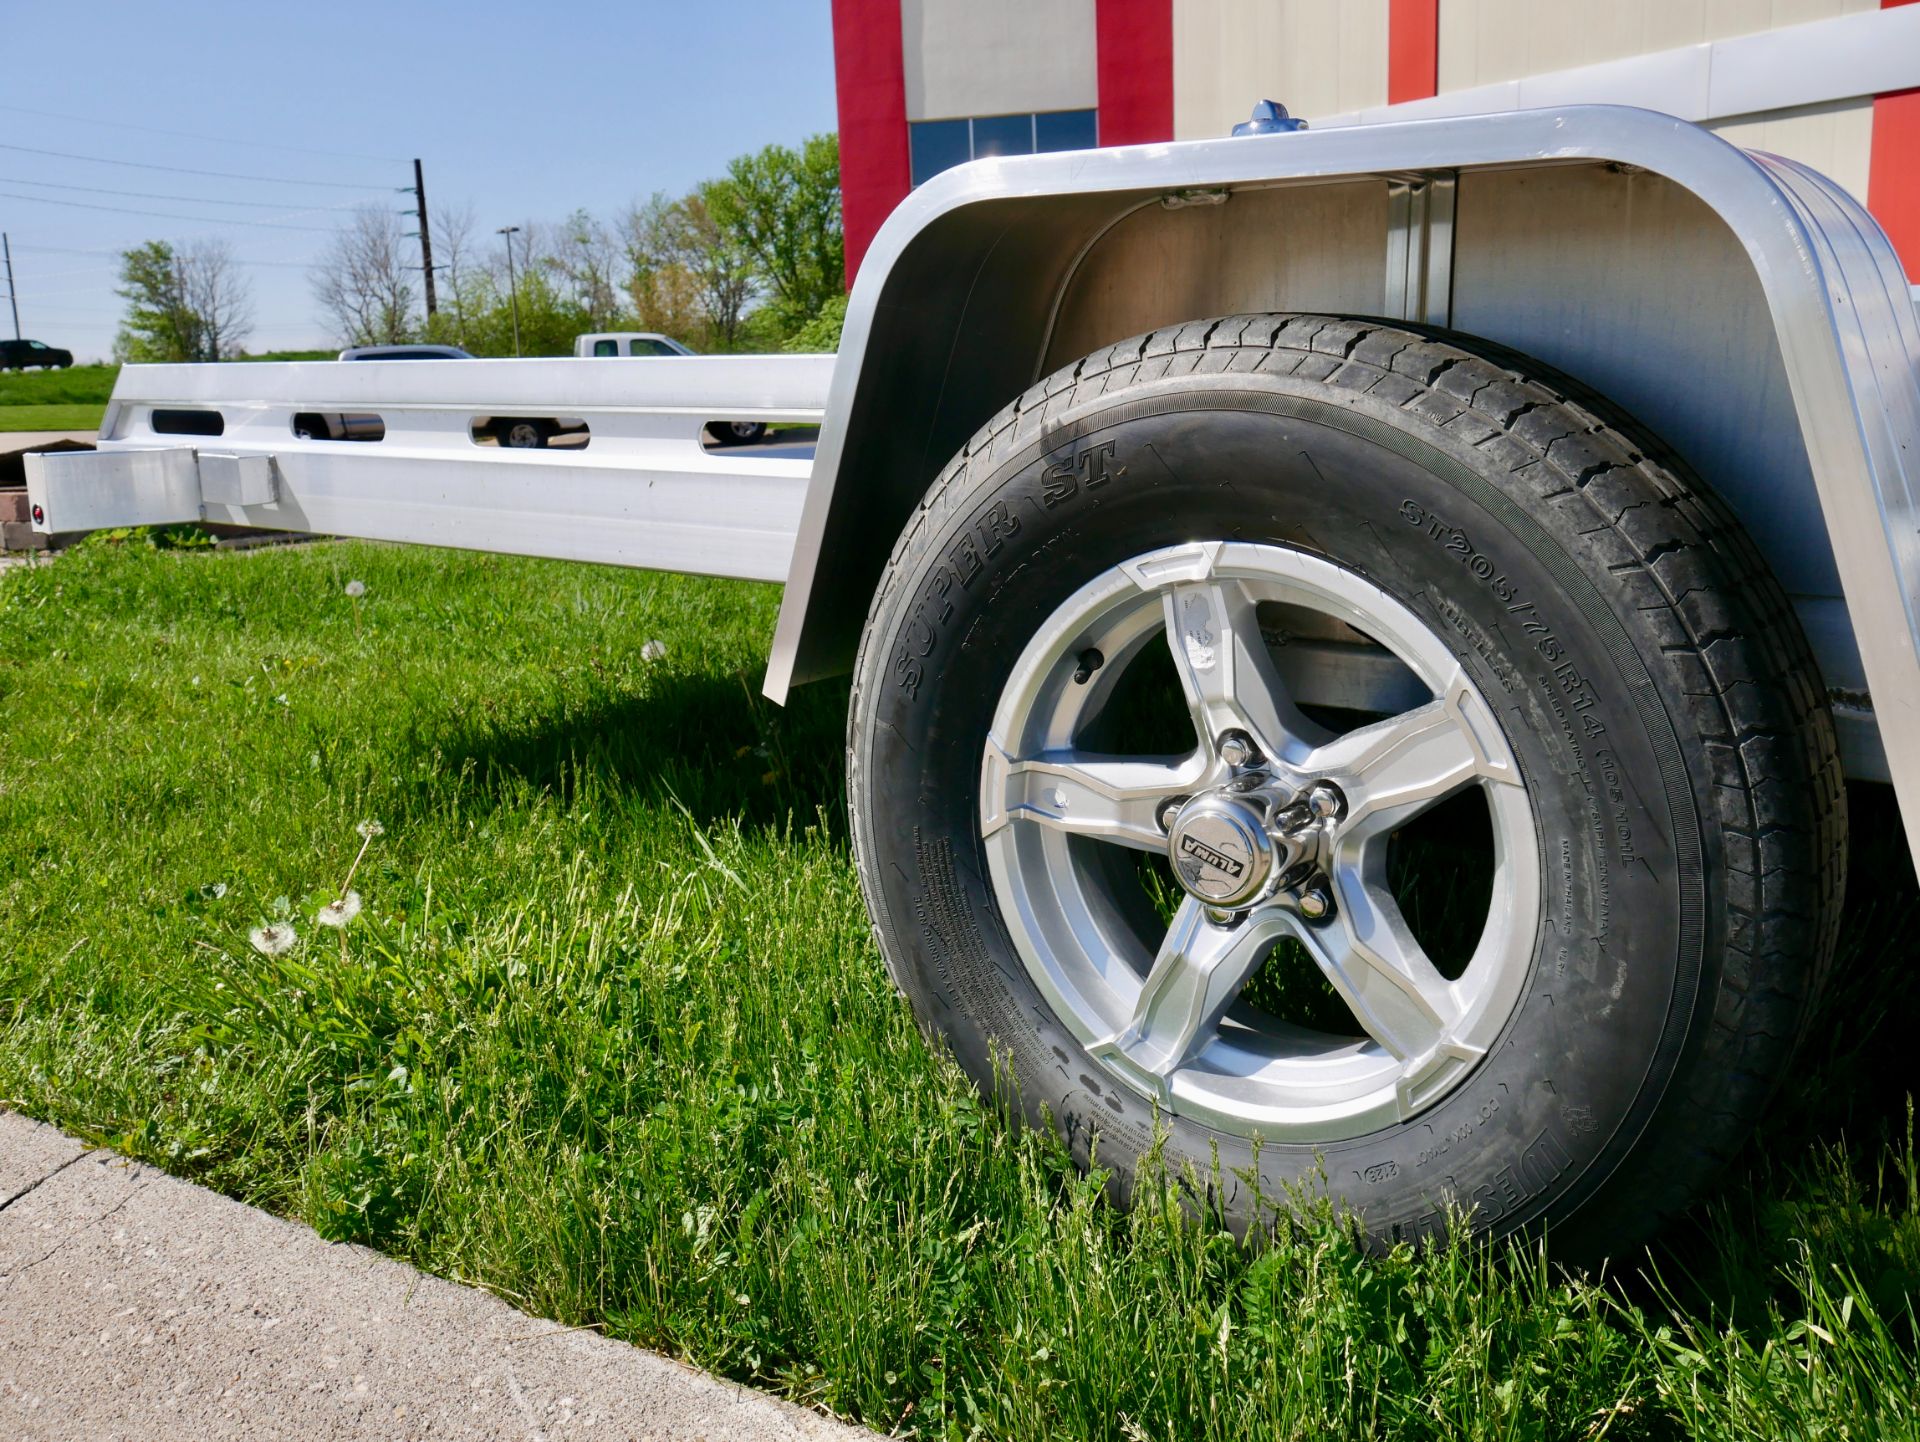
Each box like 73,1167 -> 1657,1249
0,141 -> 388,189
0,103 -> 406,164
0,189 -> 338,231
11,242 -> 315,269
0,174 -> 374,211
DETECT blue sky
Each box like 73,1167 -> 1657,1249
1,1 -> 838,361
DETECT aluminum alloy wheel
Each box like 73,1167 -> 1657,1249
980,541 -> 1541,1141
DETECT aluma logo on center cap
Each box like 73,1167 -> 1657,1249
1178,833 -> 1245,878
1168,795 -> 1275,905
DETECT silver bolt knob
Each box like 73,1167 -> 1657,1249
1157,796 -> 1184,833
1306,782 -> 1345,821
1218,731 -> 1257,768
1298,887 -> 1333,921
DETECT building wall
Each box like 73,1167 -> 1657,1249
1173,0 -> 1389,139
1708,97 -> 1876,201
833,0 -> 1918,284
1435,0 -> 1877,92
901,0 -> 1099,120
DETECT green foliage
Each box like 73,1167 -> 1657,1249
624,187 -> 758,351
428,262 -> 591,358
113,241 -> 198,363
345,134 -> 844,354
2,540 -> 1914,1440
112,238 -> 250,362
782,293 -> 847,354
710,134 -> 844,334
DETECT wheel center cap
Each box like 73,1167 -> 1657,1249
1167,793 -> 1274,907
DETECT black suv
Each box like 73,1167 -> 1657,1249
0,338 -> 72,370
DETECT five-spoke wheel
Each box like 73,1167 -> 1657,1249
981,541 -> 1539,1139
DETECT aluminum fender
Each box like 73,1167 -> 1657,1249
769,105 -> 1920,842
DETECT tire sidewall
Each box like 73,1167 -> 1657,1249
851,374 -> 1710,1243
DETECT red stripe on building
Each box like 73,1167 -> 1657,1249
1870,88 -> 1920,278
832,0 -> 910,286
1387,0 -> 1439,104
1870,0 -> 1920,279
1095,0 -> 1174,146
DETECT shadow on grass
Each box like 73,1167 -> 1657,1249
413,665 -> 853,840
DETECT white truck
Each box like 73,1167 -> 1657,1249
26,105 -> 1920,1255
574,333 -> 768,446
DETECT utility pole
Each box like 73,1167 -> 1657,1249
496,225 -> 522,357
1,233 -> 19,341
411,159 -> 437,319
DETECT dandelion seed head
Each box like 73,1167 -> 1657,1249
249,923 -> 297,956
315,891 -> 363,929
641,639 -> 667,662
345,580 -> 367,598
356,819 -> 384,839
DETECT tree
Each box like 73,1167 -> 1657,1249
426,201 -> 478,346
709,133 -> 843,334
177,241 -> 253,361
547,209 -> 624,333
114,241 -> 197,363
114,239 -> 255,362
312,205 -> 419,347
622,190 -> 754,349
683,186 -> 756,349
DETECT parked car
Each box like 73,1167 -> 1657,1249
575,332 -> 765,446
338,344 -> 474,361
336,345 -> 564,447
0,338 -> 72,370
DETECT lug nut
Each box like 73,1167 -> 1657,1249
1157,796 -> 1184,833
1298,887 -> 1333,921
1306,781 -> 1345,821
1218,730 -> 1258,768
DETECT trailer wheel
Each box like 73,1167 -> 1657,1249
496,418 -> 549,449
848,314 -> 1844,1252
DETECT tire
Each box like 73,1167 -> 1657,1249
706,421 -> 767,446
496,418 -> 548,450
848,313 -> 1844,1253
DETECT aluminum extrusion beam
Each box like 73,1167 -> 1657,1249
29,355 -> 831,584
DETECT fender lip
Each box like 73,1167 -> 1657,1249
767,104 -> 1920,859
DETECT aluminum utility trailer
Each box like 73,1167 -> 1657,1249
27,106 -> 1920,1255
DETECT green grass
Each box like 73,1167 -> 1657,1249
0,402 -> 105,432
0,362 -> 117,407
1,537 -> 1916,1440
0,354 -> 332,432
0,362 -> 114,432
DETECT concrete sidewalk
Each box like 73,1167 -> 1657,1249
0,1112 -> 867,1440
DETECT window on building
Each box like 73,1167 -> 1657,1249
909,108 -> 1098,187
